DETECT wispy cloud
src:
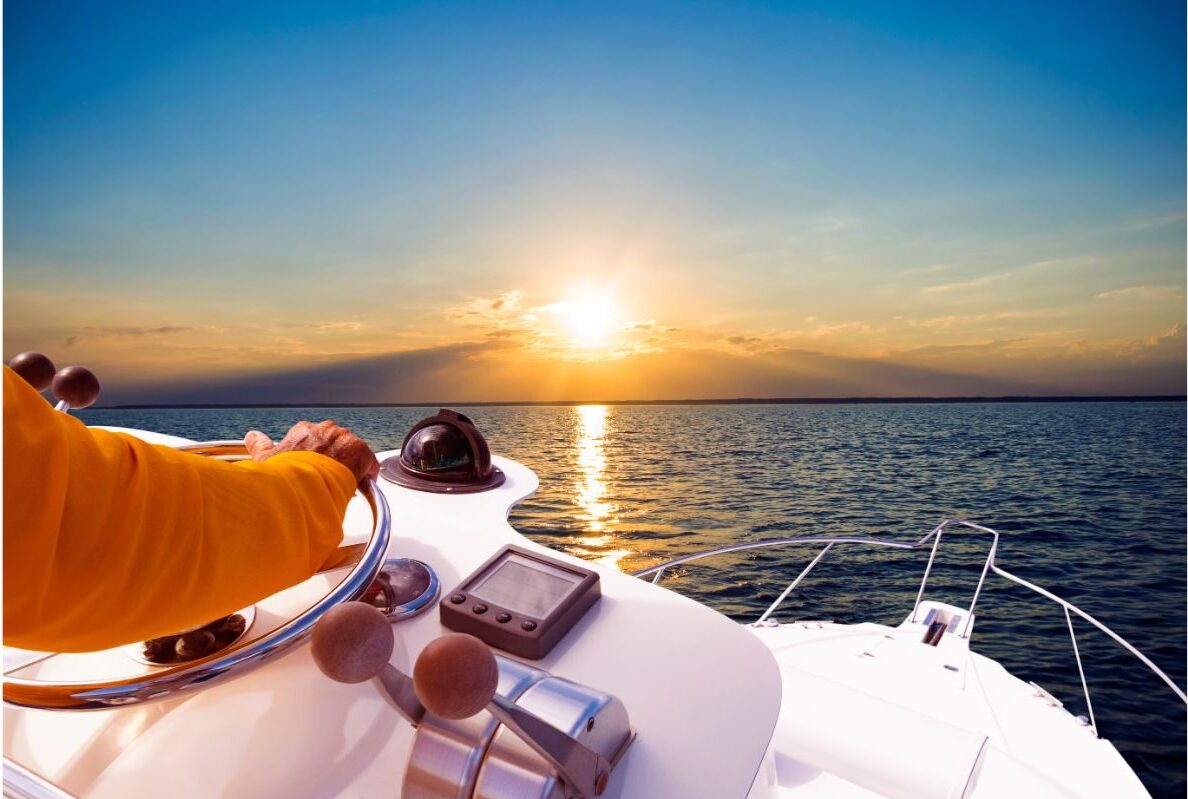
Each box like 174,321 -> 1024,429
920,257 -> 1098,295
905,310 -> 1058,328
899,263 -> 951,277
809,321 -> 873,337
65,325 -> 194,346
1114,211 -> 1186,233
277,320 -> 369,332
1025,256 -> 1098,270
1095,284 -> 1185,301
725,335 -> 765,348
1122,323 -> 1186,361
921,272 -> 1011,294
445,290 -> 525,324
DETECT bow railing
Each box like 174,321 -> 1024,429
631,518 -> 1187,738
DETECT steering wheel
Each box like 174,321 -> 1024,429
3,440 -> 392,711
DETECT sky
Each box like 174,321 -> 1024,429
3,0 -> 1185,404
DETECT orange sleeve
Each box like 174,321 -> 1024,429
2,366 -> 358,652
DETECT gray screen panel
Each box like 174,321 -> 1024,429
470,559 -> 578,618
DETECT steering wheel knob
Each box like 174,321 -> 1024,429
9,352 -> 56,391
413,633 -> 499,720
52,365 -> 101,410
311,601 -> 395,684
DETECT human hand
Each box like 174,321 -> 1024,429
244,420 -> 380,486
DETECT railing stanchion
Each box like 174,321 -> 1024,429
1065,606 -> 1099,737
963,534 -> 997,638
910,523 -> 946,623
756,543 -> 834,625
651,566 -> 665,585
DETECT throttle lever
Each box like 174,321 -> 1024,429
313,603 -> 612,798
6,353 -> 101,412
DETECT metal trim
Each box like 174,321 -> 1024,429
2,757 -> 77,799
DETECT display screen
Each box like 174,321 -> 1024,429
469,556 -> 579,618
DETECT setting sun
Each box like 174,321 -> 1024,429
553,292 -> 619,348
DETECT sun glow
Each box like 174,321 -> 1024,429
552,292 -> 619,348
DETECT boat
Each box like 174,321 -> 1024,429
3,391 -> 1185,798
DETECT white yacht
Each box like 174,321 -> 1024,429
3,399 -> 1184,798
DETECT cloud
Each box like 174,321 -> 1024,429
485,329 -> 533,341
897,339 -> 1027,357
111,341 -> 517,405
809,321 -> 872,337
277,320 -> 369,332
815,213 -> 859,233
94,326 -> 1188,406
65,325 -> 194,346
1095,284 -> 1185,301
445,291 -> 525,324
898,264 -> 951,276
919,258 -> 1096,296
1123,323 -> 1186,361
922,272 -> 1011,294
906,310 -> 1056,329
1114,211 -> 1186,233
627,320 -> 681,333
1025,256 -> 1098,270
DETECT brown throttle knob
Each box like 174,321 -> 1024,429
8,352 -> 56,391
311,602 -> 395,684
52,366 -> 101,410
413,633 -> 499,720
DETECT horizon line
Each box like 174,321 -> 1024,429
88,394 -> 1188,410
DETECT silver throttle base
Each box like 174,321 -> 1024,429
403,655 -> 634,799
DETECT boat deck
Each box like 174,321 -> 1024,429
750,612 -> 1150,798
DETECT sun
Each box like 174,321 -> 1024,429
554,291 -> 619,348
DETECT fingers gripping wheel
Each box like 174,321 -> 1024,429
2,441 -> 392,711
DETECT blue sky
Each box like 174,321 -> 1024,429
4,1 -> 1184,402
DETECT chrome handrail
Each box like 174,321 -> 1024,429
631,517 -> 1188,738
3,442 -> 392,711
2,757 -> 76,799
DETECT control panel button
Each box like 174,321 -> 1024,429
496,612 -> 512,624
449,594 -> 466,605
521,620 -> 537,631
472,604 -> 488,615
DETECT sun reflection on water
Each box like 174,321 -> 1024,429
572,405 -> 631,569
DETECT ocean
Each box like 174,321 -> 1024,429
79,401 -> 1187,797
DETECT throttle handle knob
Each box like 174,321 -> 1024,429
8,352 -> 56,391
311,602 -> 395,684
52,366 -> 101,410
413,633 -> 499,720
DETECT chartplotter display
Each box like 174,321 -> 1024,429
441,545 -> 601,659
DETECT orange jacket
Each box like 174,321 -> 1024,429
3,366 -> 357,652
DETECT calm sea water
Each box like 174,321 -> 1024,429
80,402 -> 1187,797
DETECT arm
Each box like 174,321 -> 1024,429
3,366 -> 360,652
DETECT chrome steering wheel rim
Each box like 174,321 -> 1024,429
3,440 -> 391,711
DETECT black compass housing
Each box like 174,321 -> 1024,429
380,409 -> 506,494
